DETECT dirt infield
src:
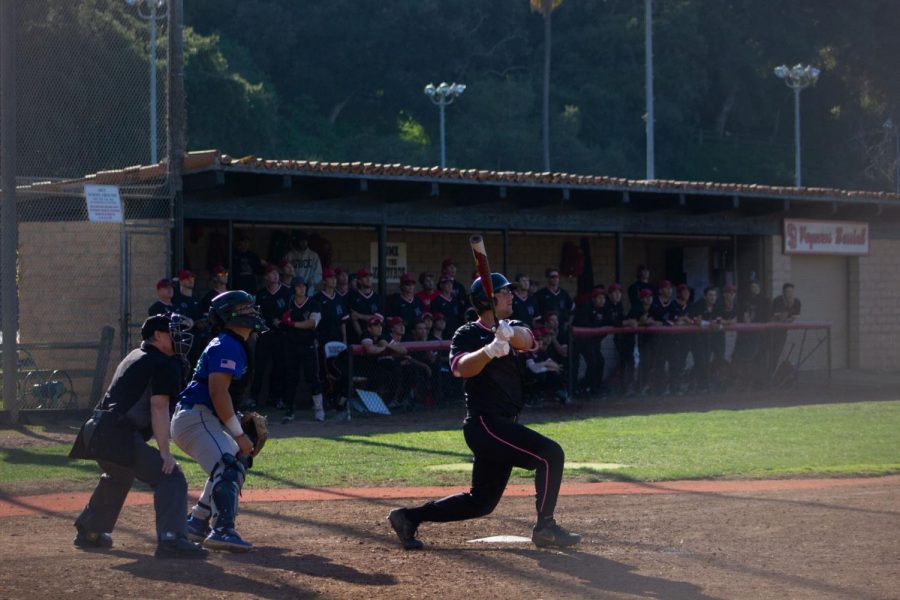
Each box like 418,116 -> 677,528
0,476 -> 897,599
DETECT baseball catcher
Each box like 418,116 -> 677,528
170,290 -> 266,552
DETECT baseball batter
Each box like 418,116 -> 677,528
170,290 -> 265,552
388,273 -> 581,550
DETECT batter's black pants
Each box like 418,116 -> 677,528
74,432 -> 188,541
405,414 -> 565,525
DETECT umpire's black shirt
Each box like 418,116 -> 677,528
99,342 -> 182,440
449,320 -> 531,419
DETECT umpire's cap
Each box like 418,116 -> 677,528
141,314 -> 171,340
469,273 -> 512,312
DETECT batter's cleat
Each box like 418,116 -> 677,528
186,515 -> 211,543
155,535 -> 209,559
204,528 -> 253,553
388,508 -> 424,550
532,519 -> 582,548
73,528 -> 113,549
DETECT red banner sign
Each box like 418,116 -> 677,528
783,219 -> 869,256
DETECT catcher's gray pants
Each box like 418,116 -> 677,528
74,432 -> 188,541
170,403 -> 240,522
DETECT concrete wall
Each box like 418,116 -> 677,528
848,239 -> 900,370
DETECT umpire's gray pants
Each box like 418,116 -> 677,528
170,403 -> 239,521
75,432 -> 188,541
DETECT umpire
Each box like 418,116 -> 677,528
68,314 -> 207,559
387,273 -> 581,550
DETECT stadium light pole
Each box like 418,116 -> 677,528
126,0 -> 167,165
774,64 -> 820,187
644,0 -> 655,180
424,82 -> 466,168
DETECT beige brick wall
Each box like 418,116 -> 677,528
764,234 -> 793,297
849,238 -> 900,370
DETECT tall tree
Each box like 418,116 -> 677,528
531,0 -> 564,172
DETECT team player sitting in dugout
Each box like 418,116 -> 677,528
387,272 -> 581,550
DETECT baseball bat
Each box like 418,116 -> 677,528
469,234 -> 499,326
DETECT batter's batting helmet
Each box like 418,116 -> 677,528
470,273 -> 512,312
209,290 -> 267,332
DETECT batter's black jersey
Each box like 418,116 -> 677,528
449,320 -> 532,419
257,284 -> 292,328
98,342 -> 182,440
147,301 -> 174,317
313,289 -> 349,344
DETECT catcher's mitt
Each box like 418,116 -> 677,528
240,411 -> 268,457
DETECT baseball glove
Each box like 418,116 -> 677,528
240,411 -> 268,457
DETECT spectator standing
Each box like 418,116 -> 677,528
431,276 -> 464,338
441,258 -> 469,307
231,234 -> 265,294
628,264 -> 656,309
248,265 -> 291,410
283,231 -> 322,291
387,272 -> 425,330
533,268 -> 575,336
625,288 -> 660,395
281,276 -> 324,423
769,282 -> 802,374
173,270 -> 205,367
347,268 -> 383,343
733,279 -> 768,381
200,265 -> 229,317
148,278 -> 175,316
573,286 -> 611,397
313,267 -> 348,346
511,273 -> 537,325
687,286 -> 721,393
416,272 -> 439,312
652,280 -> 679,395
606,283 -> 634,395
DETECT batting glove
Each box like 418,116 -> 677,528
494,319 -> 514,342
483,338 -> 510,359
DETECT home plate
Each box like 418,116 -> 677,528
468,535 -> 532,544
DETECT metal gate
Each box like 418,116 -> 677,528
123,224 -> 172,355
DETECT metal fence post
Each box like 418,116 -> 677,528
90,326 -> 116,408
1,0 -> 19,424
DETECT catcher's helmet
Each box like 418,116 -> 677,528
469,273 -> 512,312
209,290 -> 267,332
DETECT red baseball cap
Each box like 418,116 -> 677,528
386,316 -> 404,328
156,277 -> 173,290
176,269 -> 194,281
279,259 -> 292,269
211,264 -> 227,276
608,283 -> 623,292
400,273 -> 416,284
723,283 -> 737,293
357,267 -> 371,278
639,288 -> 654,298
367,313 -> 384,326
264,264 -> 279,274
323,267 -> 336,278
432,312 -> 445,321
676,283 -> 690,292
658,279 -> 672,289
591,286 -> 606,297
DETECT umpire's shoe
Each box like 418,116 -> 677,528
532,519 -> 582,548
388,508 -> 424,550
73,527 -> 113,549
155,534 -> 209,559
205,527 -> 253,553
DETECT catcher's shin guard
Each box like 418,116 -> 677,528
210,453 -> 246,531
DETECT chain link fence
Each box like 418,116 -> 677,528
1,1 -> 174,414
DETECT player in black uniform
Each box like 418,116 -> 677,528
68,314 -> 206,559
572,286 -> 611,397
248,265 -> 292,409
281,276 -> 324,423
431,276 -> 463,338
387,273 -> 581,550
173,270 -> 205,367
148,278 -> 176,316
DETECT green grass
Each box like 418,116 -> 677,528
2,401 -> 899,494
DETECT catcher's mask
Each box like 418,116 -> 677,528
168,312 -> 195,357
469,272 -> 512,312
210,290 -> 268,333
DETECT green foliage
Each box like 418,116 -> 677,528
13,0 -> 899,190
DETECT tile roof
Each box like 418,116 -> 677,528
18,149 -> 900,204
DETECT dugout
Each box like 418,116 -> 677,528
13,149 -> 900,398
